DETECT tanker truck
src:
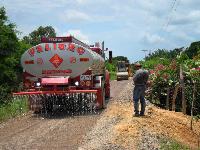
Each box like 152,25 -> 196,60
13,36 -> 110,113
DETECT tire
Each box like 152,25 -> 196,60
101,77 -> 106,109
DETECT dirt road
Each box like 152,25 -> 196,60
0,80 -> 130,150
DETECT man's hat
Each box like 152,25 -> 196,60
134,63 -> 142,67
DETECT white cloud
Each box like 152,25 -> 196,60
60,8 -> 115,24
174,31 -> 194,41
142,32 -> 165,45
172,10 -> 200,25
76,0 -> 88,4
61,10 -> 90,23
65,29 -> 90,44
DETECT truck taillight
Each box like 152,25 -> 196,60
80,81 -> 85,86
86,81 -> 91,86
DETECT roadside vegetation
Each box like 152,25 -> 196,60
141,42 -> 200,121
0,7 -> 56,121
135,36 -> 200,148
160,138 -> 190,150
0,98 -> 28,122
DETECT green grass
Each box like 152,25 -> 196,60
160,138 -> 190,150
0,98 -> 28,122
110,72 -> 117,80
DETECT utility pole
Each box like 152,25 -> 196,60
141,50 -> 148,59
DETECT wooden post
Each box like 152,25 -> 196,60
190,80 -> 196,130
180,65 -> 186,114
172,83 -> 179,111
166,87 -> 170,110
198,134 -> 200,149
151,90 -> 154,104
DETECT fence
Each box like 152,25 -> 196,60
148,79 -> 200,116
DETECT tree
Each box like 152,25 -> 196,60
185,41 -> 200,59
23,26 -> 56,45
0,7 -> 31,104
113,56 -> 129,63
0,7 -> 18,57
0,7 -> 19,103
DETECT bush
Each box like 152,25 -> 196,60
0,98 -> 28,122
109,72 -> 116,80
160,138 -> 189,150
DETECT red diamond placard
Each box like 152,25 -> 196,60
49,54 -> 63,68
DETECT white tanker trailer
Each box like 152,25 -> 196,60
13,36 -> 110,113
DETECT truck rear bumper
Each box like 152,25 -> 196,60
13,90 -> 98,95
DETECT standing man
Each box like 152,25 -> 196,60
133,63 -> 149,116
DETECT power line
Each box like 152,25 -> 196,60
163,0 -> 181,31
150,0 -> 181,54
170,0 -> 177,11
163,0 -> 176,30
141,0 -> 180,56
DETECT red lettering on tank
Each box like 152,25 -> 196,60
45,44 -> 51,51
58,43 -> 65,50
68,43 -> 75,52
42,69 -> 72,74
80,58 -> 89,62
24,60 -> 34,64
36,45 -> 43,53
77,47 -> 85,55
53,43 -> 57,50
28,48 -> 35,57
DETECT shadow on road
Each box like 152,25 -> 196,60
32,98 -> 111,119
32,108 -> 105,119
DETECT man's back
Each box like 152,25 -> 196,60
133,69 -> 149,85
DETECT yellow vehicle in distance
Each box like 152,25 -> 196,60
116,61 -> 132,81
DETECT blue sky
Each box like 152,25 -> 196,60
1,0 -> 200,62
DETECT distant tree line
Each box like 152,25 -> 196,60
141,42 -> 200,70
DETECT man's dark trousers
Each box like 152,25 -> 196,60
133,85 -> 146,115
